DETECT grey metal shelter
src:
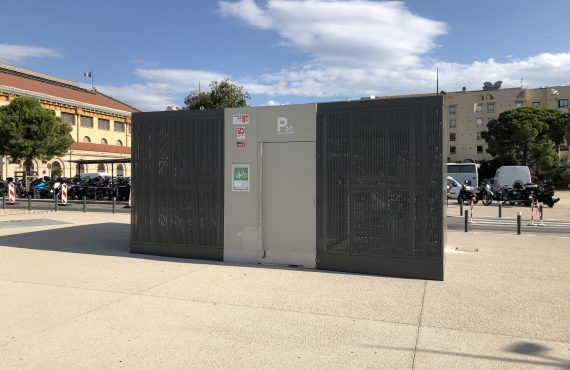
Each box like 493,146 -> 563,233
131,97 -> 445,280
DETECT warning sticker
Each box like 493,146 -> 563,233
236,127 -> 246,140
237,141 -> 246,148
232,114 -> 249,125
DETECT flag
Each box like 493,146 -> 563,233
83,72 -> 92,78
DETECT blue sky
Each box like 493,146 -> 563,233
2,0 -> 569,111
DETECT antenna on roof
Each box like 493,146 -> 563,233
436,67 -> 439,95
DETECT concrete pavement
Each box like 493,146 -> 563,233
0,211 -> 568,369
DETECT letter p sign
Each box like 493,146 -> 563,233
277,117 -> 288,133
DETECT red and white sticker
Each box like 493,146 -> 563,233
237,141 -> 246,148
236,127 -> 246,140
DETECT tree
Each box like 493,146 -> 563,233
183,79 -> 250,110
482,107 -> 569,175
0,97 -> 74,176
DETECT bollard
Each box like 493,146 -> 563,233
112,197 -> 116,214
2,193 -> 5,210
517,212 -> 522,235
54,192 -> 58,212
460,201 -> 463,216
82,196 -> 87,213
28,195 -> 31,211
539,204 -> 543,223
464,210 -> 469,232
498,202 -> 502,218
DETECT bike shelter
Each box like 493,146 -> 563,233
131,97 -> 445,280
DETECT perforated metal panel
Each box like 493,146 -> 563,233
316,97 -> 444,280
131,110 -> 224,260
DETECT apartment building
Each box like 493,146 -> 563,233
0,63 -> 138,180
445,84 -> 570,164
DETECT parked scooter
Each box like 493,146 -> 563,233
458,181 -> 494,206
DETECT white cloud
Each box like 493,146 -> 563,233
97,68 -> 231,111
98,1 -> 570,110
219,0 -> 446,68
0,43 -> 62,63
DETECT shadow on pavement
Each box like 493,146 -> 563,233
0,223 -> 372,277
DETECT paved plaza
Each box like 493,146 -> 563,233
0,210 -> 568,369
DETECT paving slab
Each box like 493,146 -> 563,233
0,280 -> 125,347
415,326 -> 570,369
0,294 -> 418,369
146,263 -> 426,325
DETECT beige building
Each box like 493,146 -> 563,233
0,63 -> 138,181
444,84 -> 570,164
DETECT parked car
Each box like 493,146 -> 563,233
447,176 -> 461,199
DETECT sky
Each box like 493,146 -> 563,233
1,0 -> 570,111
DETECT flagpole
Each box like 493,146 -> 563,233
91,68 -> 94,90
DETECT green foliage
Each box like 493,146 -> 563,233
482,107 -> 569,173
560,168 -> 570,182
477,159 -> 502,180
183,79 -> 250,110
51,167 -> 62,178
0,97 -> 74,162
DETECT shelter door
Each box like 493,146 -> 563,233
261,142 -> 316,267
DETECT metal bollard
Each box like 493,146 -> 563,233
498,203 -> 502,218
2,193 -> 5,210
82,196 -> 87,213
28,195 -> 31,211
517,212 -> 522,235
460,201 -> 463,216
464,210 -> 469,232
112,197 -> 116,214
54,193 -> 58,212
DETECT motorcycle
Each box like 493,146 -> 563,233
458,181 -> 494,206
536,183 -> 560,208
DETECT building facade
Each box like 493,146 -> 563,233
444,85 -> 570,164
0,63 -> 138,180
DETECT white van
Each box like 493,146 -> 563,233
446,163 -> 478,186
493,166 -> 531,192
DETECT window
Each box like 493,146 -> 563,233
476,118 -> 483,127
83,136 -> 91,143
488,118 -> 494,124
114,121 -> 126,132
97,163 -> 106,172
515,101 -> 524,108
487,103 -> 494,113
98,119 -> 110,131
128,124 -> 132,134
477,145 -> 483,154
116,140 -> 123,146
476,132 -> 482,140
450,133 -> 456,142
60,112 -> 75,125
449,105 -> 456,114
101,138 -> 108,145
559,99 -> 569,108
476,103 -> 483,113
80,116 -> 93,128
532,101 -> 540,107
450,146 -> 456,154
117,164 -> 124,177
449,119 -> 456,128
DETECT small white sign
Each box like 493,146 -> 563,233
233,114 -> 249,125
277,116 -> 294,134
